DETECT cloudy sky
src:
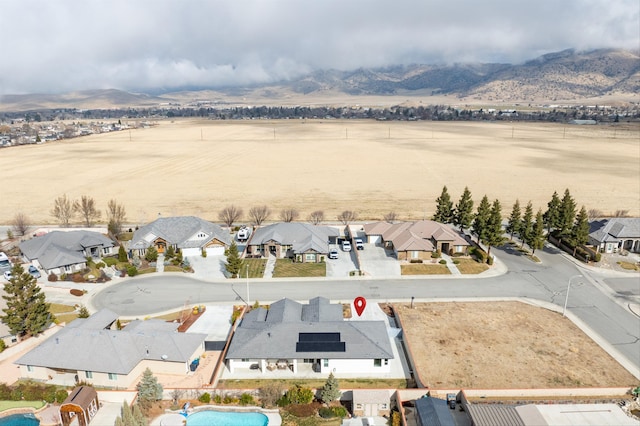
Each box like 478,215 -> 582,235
0,0 -> 637,95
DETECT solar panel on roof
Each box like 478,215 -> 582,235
298,332 -> 340,342
296,341 -> 345,352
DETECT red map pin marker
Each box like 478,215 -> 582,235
354,296 -> 366,317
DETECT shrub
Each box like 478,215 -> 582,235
43,386 -> 57,403
439,259 -> 447,264
213,394 -> 222,404
56,389 -> 69,403
287,403 -> 317,417
594,252 -> 602,262
127,266 -> 138,277
431,249 -> 441,259
279,385 -> 314,406
409,259 -> 423,263
0,383 -> 11,400
96,261 -> 105,269
145,247 -> 158,262
331,406 -> 347,418
201,248 -> 207,258
104,257 -> 118,266
453,259 -> 460,264
72,273 -> 84,283
118,246 -> 128,262
20,383 -> 42,401
198,392 -> 211,403
239,393 -> 254,406
70,289 -> 84,297
487,256 -> 494,265
0,339 -> 6,353
10,388 -> 22,401
319,407 -> 334,418
222,394 -> 237,404
48,273 -> 58,282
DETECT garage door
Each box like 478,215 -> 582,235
206,246 -> 226,256
182,248 -> 201,257
368,235 -> 381,245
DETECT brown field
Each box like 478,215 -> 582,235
0,119 -> 638,225
395,301 -> 638,389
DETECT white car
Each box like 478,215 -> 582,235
342,240 -> 352,252
3,271 -> 12,281
328,249 -> 338,259
355,238 -> 364,250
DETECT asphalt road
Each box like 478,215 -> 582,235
89,242 -> 640,376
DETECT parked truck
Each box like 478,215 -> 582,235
446,393 -> 456,410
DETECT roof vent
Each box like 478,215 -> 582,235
161,354 -> 168,360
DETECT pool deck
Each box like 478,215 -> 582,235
151,406 -> 282,426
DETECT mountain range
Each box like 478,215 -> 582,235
1,48 -> 638,111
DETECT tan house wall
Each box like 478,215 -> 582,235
397,251 -> 433,261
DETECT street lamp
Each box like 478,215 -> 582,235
246,264 -> 250,307
563,274 -> 583,317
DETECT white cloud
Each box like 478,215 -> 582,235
0,0 -> 637,94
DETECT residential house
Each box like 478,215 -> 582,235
246,222 -> 339,263
414,396 -> 455,426
364,220 -> 469,261
19,231 -> 115,275
588,217 -> 640,253
225,297 -> 394,376
15,309 -> 206,388
129,216 -> 230,257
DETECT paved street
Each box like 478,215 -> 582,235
85,242 -> 640,378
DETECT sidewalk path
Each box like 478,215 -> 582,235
263,253 -> 276,278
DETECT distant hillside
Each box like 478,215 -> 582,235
1,48 -> 638,111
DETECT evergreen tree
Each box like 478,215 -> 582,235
472,195 -> 491,244
118,245 -> 128,262
571,206 -> 590,256
529,209 -> 546,254
145,246 -> 158,263
505,199 -> 521,240
558,189 -> 577,242
1,264 -> 50,338
77,305 -> 90,318
136,368 -> 163,409
482,199 -> 505,259
453,186 -> 474,232
132,404 -> 148,426
543,191 -> 561,233
520,202 -> 534,249
432,186 -> 453,223
319,372 -> 341,404
224,241 -> 244,278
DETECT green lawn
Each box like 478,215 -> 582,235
0,401 -> 45,412
243,258 -> 268,278
401,263 -> 450,275
273,259 -> 326,277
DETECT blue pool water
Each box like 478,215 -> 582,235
187,410 -> 268,426
0,414 -> 39,426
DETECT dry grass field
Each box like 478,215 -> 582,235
395,301 -> 638,389
0,119 -> 638,225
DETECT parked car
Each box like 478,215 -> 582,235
355,238 -> 364,250
28,265 -> 41,279
3,270 -> 12,281
342,240 -> 352,252
328,249 -> 339,259
0,252 -> 11,273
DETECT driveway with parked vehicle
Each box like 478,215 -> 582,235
326,243 -> 358,277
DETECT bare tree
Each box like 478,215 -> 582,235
279,208 -> 299,223
51,194 -> 74,227
219,205 -> 243,228
73,195 -> 101,227
248,205 -> 270,226
308,210 -> 325,225
337,210 -> 358,225
587,208 -> 603,221
614,209 -> 629,217
106,199 -> 127,236
383,211 -> 398,223
11,212 -> 31,236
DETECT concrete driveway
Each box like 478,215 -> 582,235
326,243 -> 358,277
358,244 -> 401,277
187,255 -> 228,280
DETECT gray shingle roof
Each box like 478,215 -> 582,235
226,297 -> 394,360
249,223 -> 339,254
414,397 -> 455,426
589,218 -> 640,243
15,309 -> 206,375
129,216 -> 230,250
19,231 -> 114,270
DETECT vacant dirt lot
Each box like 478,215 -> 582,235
395,301 -> 637,389
0,119 -> 638,224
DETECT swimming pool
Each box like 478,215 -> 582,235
0,414 -> 39,426
187,410 -> 268,426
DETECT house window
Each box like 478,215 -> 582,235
355,403 -> 363,410
85,371 -> 93,379
27,365 -> 34,372
103,247 -> 111,255
197,233 -> 206,238
303,359 -> 314,363
374,359 -> 382,367
241,359 -> 250,362
108,373 -> 117,381
384,359 -> 388,365
64,265 -> 72,273
411,251 -> 419,259
381,403 -> 388,410
323,359 -> 329,367
305,253 -> 316,261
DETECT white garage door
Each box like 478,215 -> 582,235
368,235 -> 381,245
206,246 -> 226,256
181,248 -> 201,257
